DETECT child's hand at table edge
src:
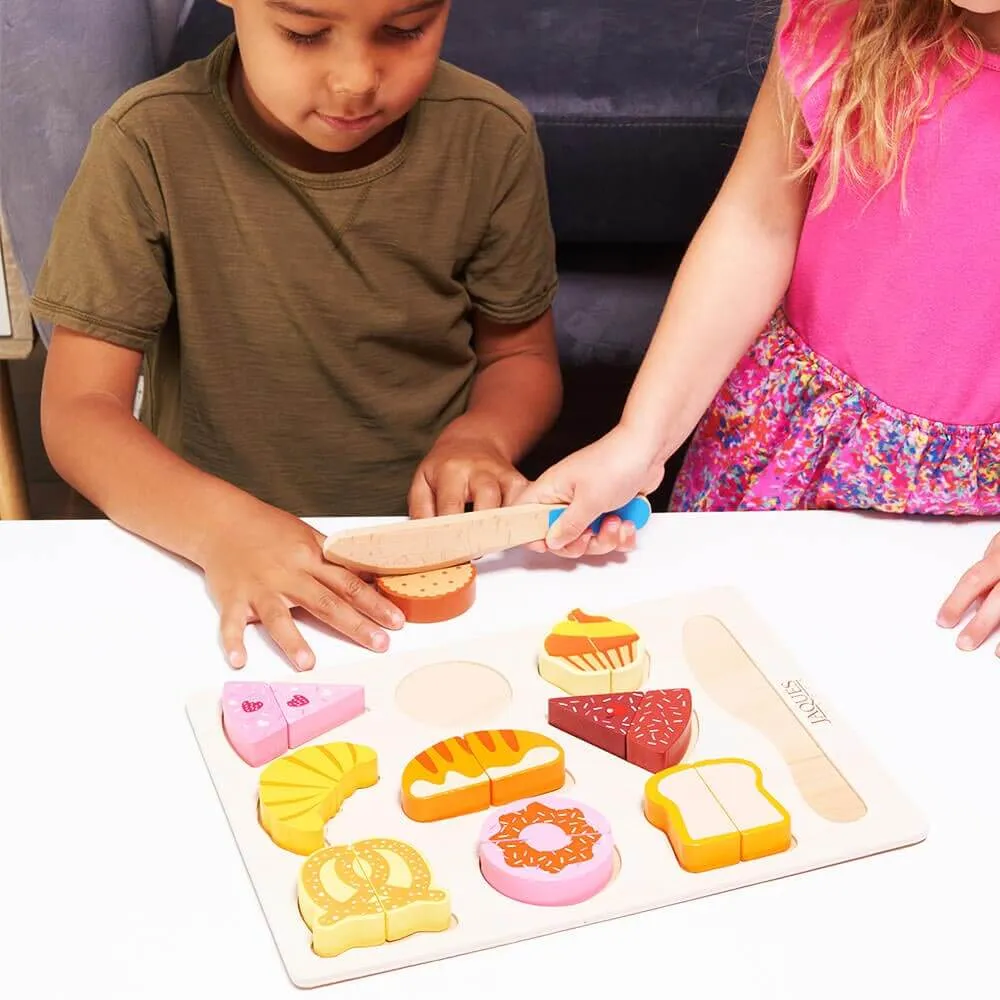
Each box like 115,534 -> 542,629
408,429 -> 527,517
198,497 -> 405,671
937,531 -> 1000,654
512,426 -> 666,559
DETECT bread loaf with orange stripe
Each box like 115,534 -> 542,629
400,735 -> 491,822
401,728 -> 565,822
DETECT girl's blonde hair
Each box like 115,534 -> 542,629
782,0 -> 986,207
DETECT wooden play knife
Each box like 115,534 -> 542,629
682,615 -> 867,823
321,496 -> 652,575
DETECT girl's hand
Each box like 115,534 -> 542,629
512,426 -> 666,558
198,498 -> 405,671
938,532 -> 1000,653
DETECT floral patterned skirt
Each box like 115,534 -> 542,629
669,311 -> 1000,516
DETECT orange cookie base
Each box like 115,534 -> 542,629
376,564 -> 477,623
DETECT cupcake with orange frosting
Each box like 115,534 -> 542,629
537,609 -> 650,694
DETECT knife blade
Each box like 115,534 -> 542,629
321,496 -> 651,575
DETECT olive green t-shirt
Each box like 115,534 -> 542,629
31,35 -> 557,516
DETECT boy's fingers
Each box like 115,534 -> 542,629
315,564 -> 404,631
254,594 -> 316,671
407,473 -> 436,519
295,579 -> 391,653
433,471 -> 469,516
470,473 -> 503,511
219,601 -> 249,669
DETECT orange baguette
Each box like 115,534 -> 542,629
376,564 -> 476,623
401,729 -> 565,822
400,735 -> 491,822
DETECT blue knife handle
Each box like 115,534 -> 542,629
547,495 -> 652,533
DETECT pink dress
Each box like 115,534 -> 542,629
670,0 -> 1000,515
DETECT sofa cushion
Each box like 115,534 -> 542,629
442,0 -> 776,244
551,245 -> 679,365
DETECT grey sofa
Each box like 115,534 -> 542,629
0,0 -> 775,510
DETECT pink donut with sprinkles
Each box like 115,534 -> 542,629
478,794 -> 614,906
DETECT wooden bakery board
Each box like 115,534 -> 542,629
185,586 -> 927,989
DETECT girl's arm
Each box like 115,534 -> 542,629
620,0 -> 810,464
514,0 -> 813,552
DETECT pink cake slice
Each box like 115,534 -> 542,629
221,682 -> 288,767
271,683 -> 365,748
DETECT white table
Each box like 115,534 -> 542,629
3,510 -> 997,999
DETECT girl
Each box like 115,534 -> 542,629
517,0 -> 1000,653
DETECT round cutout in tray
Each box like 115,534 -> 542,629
395,660 -> 512,728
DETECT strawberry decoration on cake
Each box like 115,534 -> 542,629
221,682 -> 365,767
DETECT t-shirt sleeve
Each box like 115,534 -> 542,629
31,114 -> 173,352
462,120 -> 558,325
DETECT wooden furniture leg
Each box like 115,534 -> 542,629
0,360 -> 30,519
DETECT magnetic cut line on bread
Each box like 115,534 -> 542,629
298,837 -> 451,958
375,563 -> 476,623
547,688 -> 694,771
401,729 -> 565,822
643,758 -> 791,872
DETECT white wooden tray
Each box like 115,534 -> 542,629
186,587 -> 927,989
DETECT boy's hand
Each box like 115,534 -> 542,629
408,433 -> 526,517
513,425 -> 665,558
198,498 -> 405,671
938,532 -> 1000,653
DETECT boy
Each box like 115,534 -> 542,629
32,0 -> 562,670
